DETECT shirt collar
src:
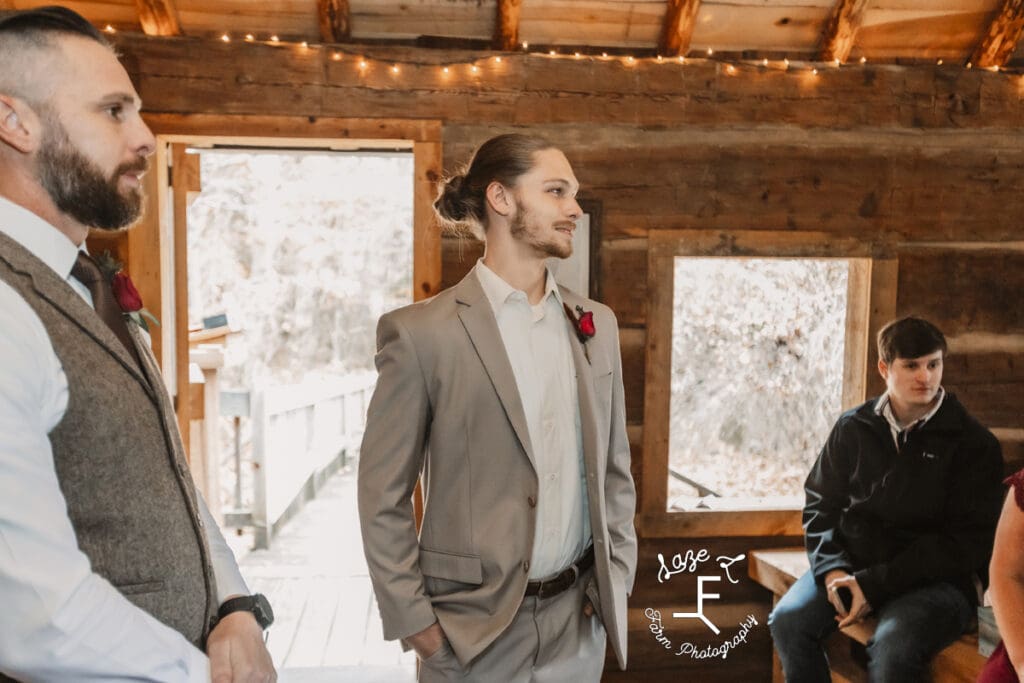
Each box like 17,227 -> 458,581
0,195 -> 83,279
474,259 -> 563,316
874,386 -> 946,431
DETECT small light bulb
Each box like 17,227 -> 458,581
574,52 -> 581,59
270,35 -> 279,43
221,34 -> 230,43
359,60 -> 368,69
391,65 -> 399,74
812,68 -> 818,75
104,24 -> 115,33
601,52 -> 608,58
442,66 -> 449,74
626,56 -> 635,63
762,58 -> 768,66
332,52 -> 341,61
859,56 -> 866,64
679,55 -> 685,63
471,65 -> 479,73
495,56 -> 502,63
522,42 -> 528,49
707,48 -> 714,56
834,58 -> 841,66
726,64 -> 735,74
657,55 -> 663,62
300,41 -> 308,49
245,34 -> 255,42
937,59 -> 943,66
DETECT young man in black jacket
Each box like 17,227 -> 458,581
768,316 -> 1004,682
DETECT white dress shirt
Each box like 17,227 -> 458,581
475,261 -> 591,579
0,196 -> 247,682
874,386 -> 946,449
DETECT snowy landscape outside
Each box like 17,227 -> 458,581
669,257 -> 849,510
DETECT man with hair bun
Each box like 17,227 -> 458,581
358,133 -> 637,681
0,6 -> 274,681
768,316 -> 1004,682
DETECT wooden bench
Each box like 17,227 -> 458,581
748,548 -> 986,683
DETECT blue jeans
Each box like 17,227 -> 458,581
768,570 -> 973,682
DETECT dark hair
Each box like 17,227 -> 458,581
434,133 -> 556,236
876,316 -> 947,364
0,6 -> 109,47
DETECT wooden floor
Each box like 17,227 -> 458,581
230,464 -> 417,682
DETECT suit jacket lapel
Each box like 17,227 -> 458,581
455,272 -> 538,472
561,290 -> 602,479
0,233 -> 157,402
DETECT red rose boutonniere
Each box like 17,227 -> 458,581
98,252 -> 160,333
564,303 -> 596,362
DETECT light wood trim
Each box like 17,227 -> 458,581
639,230 -> 897,538
819,0 -> 870,63
126,148 -> 167,366
317,0 -> 351,43
144,114 -> 441,143
493,0 -> 524,51
971,0 -> 1024,68
866,258 -> 898,398
171,144 -> 200,457
842,259 -> 871,410
658,0 -> 701,57
413,141 -> 443,301
135,0 -> 181,37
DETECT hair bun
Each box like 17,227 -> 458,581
434,173 -> 469,222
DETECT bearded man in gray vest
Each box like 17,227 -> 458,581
0,7 -> 275,681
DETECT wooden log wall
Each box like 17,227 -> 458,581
115,34 -> 1024,680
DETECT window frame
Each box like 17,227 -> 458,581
638,229 -> 898,538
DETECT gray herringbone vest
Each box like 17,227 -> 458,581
0,231 -> 217,678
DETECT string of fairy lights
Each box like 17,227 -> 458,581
101,24 -> 1022,79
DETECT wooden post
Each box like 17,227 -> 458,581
819,0 -> 870,63
191,346 -> 224,521
251,388 -> 271,549
171,144 -> 201,458
659,0 -> 702,57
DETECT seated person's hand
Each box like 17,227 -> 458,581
407,621 -> 446,659
824,570 -> 872,628
207,611 -> 276,683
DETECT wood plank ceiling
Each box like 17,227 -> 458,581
4,0 -> 1024,68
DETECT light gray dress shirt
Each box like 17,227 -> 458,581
475,261 -> 591,579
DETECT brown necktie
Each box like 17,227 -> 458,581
71,252 -> 143,370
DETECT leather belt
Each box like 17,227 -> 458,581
524,545 -> 595,600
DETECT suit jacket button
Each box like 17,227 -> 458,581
527,495 -> 536,508
523,560 -> 530,573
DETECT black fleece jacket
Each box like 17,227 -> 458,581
803,393 -> 1004,609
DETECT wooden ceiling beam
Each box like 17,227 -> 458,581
493,0 -> 523,51
971,0 -> 1024,69
135,0 -> 181,37
818,0 -> 869,63
317,0 -> 350,43
658,0 -> 701,57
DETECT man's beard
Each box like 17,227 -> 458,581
510,200 -> 573,260
36,115 -> 147,231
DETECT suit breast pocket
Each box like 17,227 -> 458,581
420,547 -> 483,598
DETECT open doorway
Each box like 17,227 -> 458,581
127,117 -> 443,677
184,144 -> 415,673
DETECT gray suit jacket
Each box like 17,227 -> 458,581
358,268 -> 637,669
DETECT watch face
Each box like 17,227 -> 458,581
254,593 -> 274,628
